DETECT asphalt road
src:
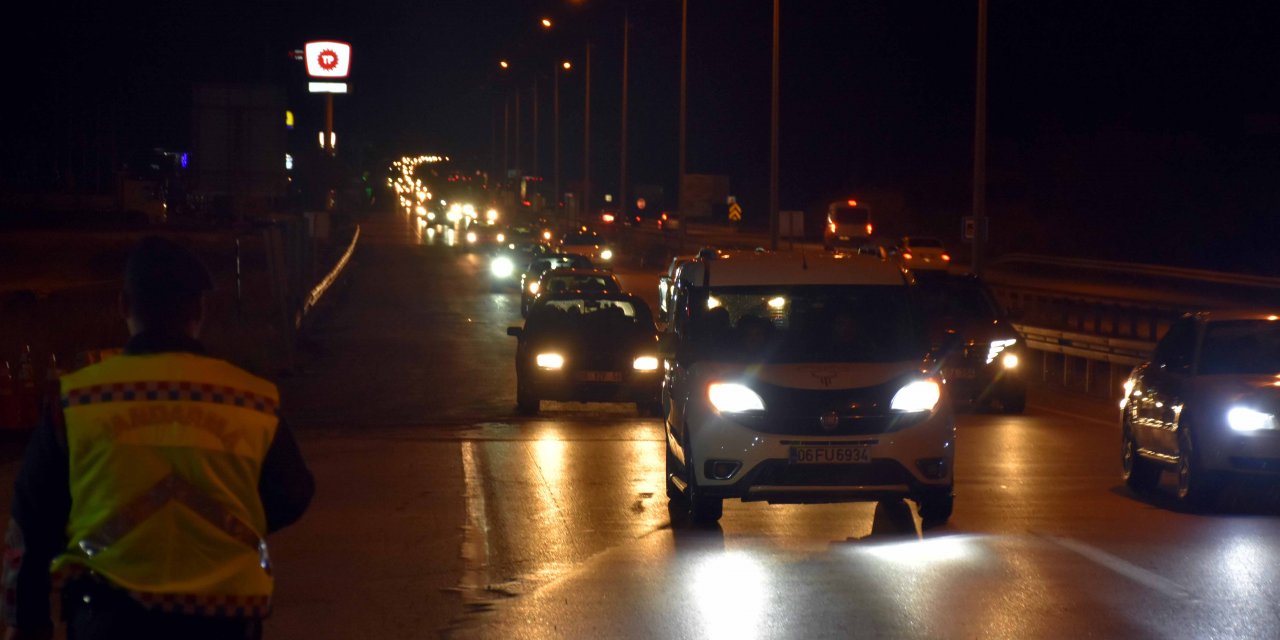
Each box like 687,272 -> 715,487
6,209 -> 1279,639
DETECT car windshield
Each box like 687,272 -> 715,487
544,274 -> 616,294
527,297 -> 654,334
686,285 -> 924,363
831,208 -> 868,225
562,231 -> 603,245
913,277 -> 1000,322
1197,320 -> 1280,375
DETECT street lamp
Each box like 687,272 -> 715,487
499,59 -> 510,69
555,60 -> 572,218
541,17 -> 553,29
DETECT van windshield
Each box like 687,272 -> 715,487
686,285 -> 925,363
831,208 -> 869,225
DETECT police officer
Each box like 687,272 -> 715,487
3,236 -> 315,639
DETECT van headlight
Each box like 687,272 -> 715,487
1227,407 -> 1275,432
987,339 -> 1017,365
708,383 -> 765,413
890,380 -> 941,413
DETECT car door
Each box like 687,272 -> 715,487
1133,318 -> 1199,457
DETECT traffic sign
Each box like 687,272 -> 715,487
728,202 -> 742,222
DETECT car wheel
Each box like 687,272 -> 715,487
1121,421 -> 1160,492
673,429 -> 722,525
915,488 -> 954,529
1001,392 -> 1026,415
515,375 -> 540,415
1176,427 -> 1219,510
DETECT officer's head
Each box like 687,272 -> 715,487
121,236 -> 214,337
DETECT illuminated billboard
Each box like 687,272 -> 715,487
304,41 -> 352,78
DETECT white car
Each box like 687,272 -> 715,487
899,236 -> 951,271
662,250 -> 955,526
558,229 -> 615,267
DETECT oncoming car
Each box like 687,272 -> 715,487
520,254 -> 595,315
1121,311 -> 1280,509
558,228 -> 615,267
898,236 -> 951,271
663,250 -> 954,526
507,292 -> 661,416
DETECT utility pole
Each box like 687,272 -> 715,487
533,78 -> 540,181
769,0 -> 780,250
972,0 -> 989,275
583,42 -> 592,225
677,0 -> 689,249
620,10 -> 630,219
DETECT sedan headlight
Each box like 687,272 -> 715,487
491,256 -> 514,278
987,339 -> 1017,365
633,356 -> 659,371
465,231 -> 478,243
1227,407 -> 1276,432
528,281 -> 540,294
535,353 -> 565,370
1001,353 -> 1019,369
600,248 -> 614,261
708,382 -> 765,413
890,380 -> 941,413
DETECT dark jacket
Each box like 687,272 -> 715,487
2,332 -> 315,632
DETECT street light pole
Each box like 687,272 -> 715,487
677,0 -> 688,249
620,9 -> 630,220
555,62 -> 565,219
972,0 -> 989,275
533,77 -> 540,198
583,41 -> 592,225
769,0 -> 780,250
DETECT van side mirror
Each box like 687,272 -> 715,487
506,326 -> 523,338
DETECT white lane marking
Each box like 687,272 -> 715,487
459,441 -> 492,596
1043,534 -> 1193,600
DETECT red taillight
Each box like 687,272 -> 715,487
903,252 -> 913,260
866,223 -> 874,235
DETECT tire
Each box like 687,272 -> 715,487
515,375 -> 540,415
672,428 -> 723,525
1000,392 -> 1026,415
1121,421 -> 1160,492
1176,427 -> 1219,511
915,489 -> 954,529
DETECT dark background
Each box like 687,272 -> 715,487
4,1 -> 1280,273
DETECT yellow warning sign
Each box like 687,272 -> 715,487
728,202 -> 742,222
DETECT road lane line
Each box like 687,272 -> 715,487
1043,534 -> 1193,600
458,441 -> 492,598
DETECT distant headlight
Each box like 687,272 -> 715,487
987,339 -> 1017,365
465,231 -> 478,243
491,256 -> 514,278
890,380 -> 941,413
708,382 -> 765,413
1001,353 -> 1019,369
535,353 -> 565,370
529,281 -> 540,294
600,248 -> 614,261
543,230 -> 553,241
633,356 -> 659,371
1227,407 -> 1276,432
496,233 -> 505,242
486,209 -> 499,222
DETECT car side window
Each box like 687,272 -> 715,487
1153,319 -> 1197,372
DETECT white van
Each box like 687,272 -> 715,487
662,250 -> 955,525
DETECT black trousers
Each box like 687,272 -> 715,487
62,579 -> 263,640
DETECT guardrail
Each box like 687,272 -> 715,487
1014,323 -> 1154,397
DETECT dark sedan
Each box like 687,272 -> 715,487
507,292 -> 661,416
915,273 -> 1027,413
519,254 -> 595,315
1121,311 -> 1280,509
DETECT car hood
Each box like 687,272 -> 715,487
1188,375 -> 1280,411
694,361 -> 927,391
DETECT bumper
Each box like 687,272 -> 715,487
944,363 -> 1025,403
527,370 -> 661,403
683,402 -> 954,504
1202,429 -> 1280,476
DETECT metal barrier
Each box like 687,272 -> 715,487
297,224 -> 360,328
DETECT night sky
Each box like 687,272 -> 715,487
6,1 -> 1280,273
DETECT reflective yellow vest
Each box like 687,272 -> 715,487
53,352 -> 279,617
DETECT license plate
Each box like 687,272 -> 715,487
947,368 -> 976,380
579,371 -> 622,382
789,445 -> 872,464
